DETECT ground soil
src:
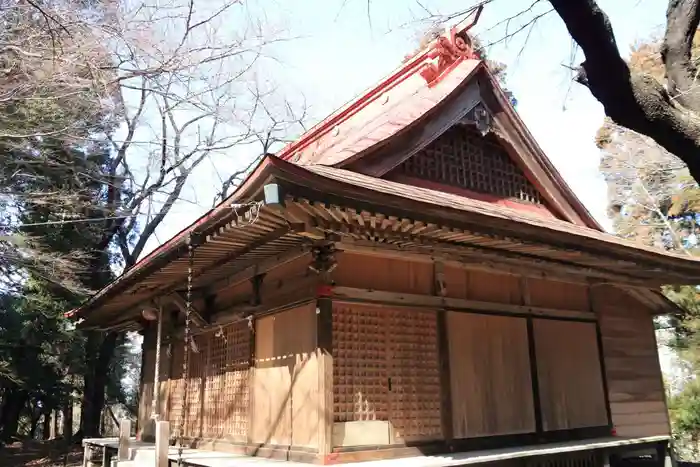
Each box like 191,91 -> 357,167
0,440 -> 83,467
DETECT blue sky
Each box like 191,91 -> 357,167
140,0 -> 669,257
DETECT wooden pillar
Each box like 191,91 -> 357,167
136,325 -> 150,438
521,276 -> 543,436
152,302 -> 164,422
312,242 -> 335,461
317,291 -> 333,459
100,446 -> 110,467
82,443 -> 89,467
63,397 -> 73,442
42,410 -> 51,440
433,261 -> 453,446
246,273 -> 262,446
118,419 -> 131,461
155,421 -> 170,467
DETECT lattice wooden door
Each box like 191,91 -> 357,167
333,305 -> 442,445
386,308 -> 442,443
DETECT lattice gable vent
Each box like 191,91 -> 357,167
392,125 -> 544,204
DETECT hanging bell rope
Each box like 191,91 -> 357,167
177,234 -> 196,466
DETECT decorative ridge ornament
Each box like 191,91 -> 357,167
420,5 -> 483,85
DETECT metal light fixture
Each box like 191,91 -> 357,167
141,307 -> 158,321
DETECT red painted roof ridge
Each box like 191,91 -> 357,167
277,26 -> 483,162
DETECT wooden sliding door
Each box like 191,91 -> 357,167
445,312 -> 608,440
447,312 -> 536,438
533,319 -> 608,431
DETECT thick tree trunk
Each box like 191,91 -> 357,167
52,409 -> 58,439
29,414 -> 40,439
42,410 -> 51,440
80,331 -> 118,438
548,0 -> 700,182
0,389 -> 27,443
62,399 -> 73,442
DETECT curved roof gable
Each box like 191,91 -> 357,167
275,22 -> 602,230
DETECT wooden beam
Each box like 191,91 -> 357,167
166,274 -> 319,338
118,419 -> 131,461
85,226 -> 296,329
335,240 -> 662,288
207,247 -> 310,295
168,292 -> 207,327
331,286 -> 596,321
276,200 -> 327,240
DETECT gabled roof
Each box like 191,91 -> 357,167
69,154 -> 700,325
273,24 -> 601,230
68,21 -> 699,323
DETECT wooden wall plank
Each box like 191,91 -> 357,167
593,285 -> 670,438
447,312 -> 535,438
467,271 -> 521,304
264,254 -> 312,285
526,279 -> 590,312
533,319 -> 608,431
251,304 -> 319,449
593,286 -> 670,436
334,253 -> 433,295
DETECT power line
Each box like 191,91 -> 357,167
0,215 -> 137,229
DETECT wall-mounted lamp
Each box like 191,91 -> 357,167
141,307 -> 158,321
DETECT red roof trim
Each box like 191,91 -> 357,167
276,20 -> 483,163
276,51 -> 435,162
484,72 -> 604,231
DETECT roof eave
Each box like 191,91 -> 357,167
265,159 -> 700,282
68,156 -> 277,320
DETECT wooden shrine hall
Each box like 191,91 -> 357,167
72,15 -> 700,467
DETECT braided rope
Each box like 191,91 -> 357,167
177,236 -> 195,466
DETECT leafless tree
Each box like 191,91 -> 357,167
80,0 -> 306,437
0,0 -> 307,437
598,119 -> 692,252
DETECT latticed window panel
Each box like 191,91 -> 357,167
167,322 -> 251,441
396,126 -> 543,204
333,305 -> 389,423
386,309 -> 442,442
183,335 -> 207,438
201,322 -> 250,440
332,305 -> 442,442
